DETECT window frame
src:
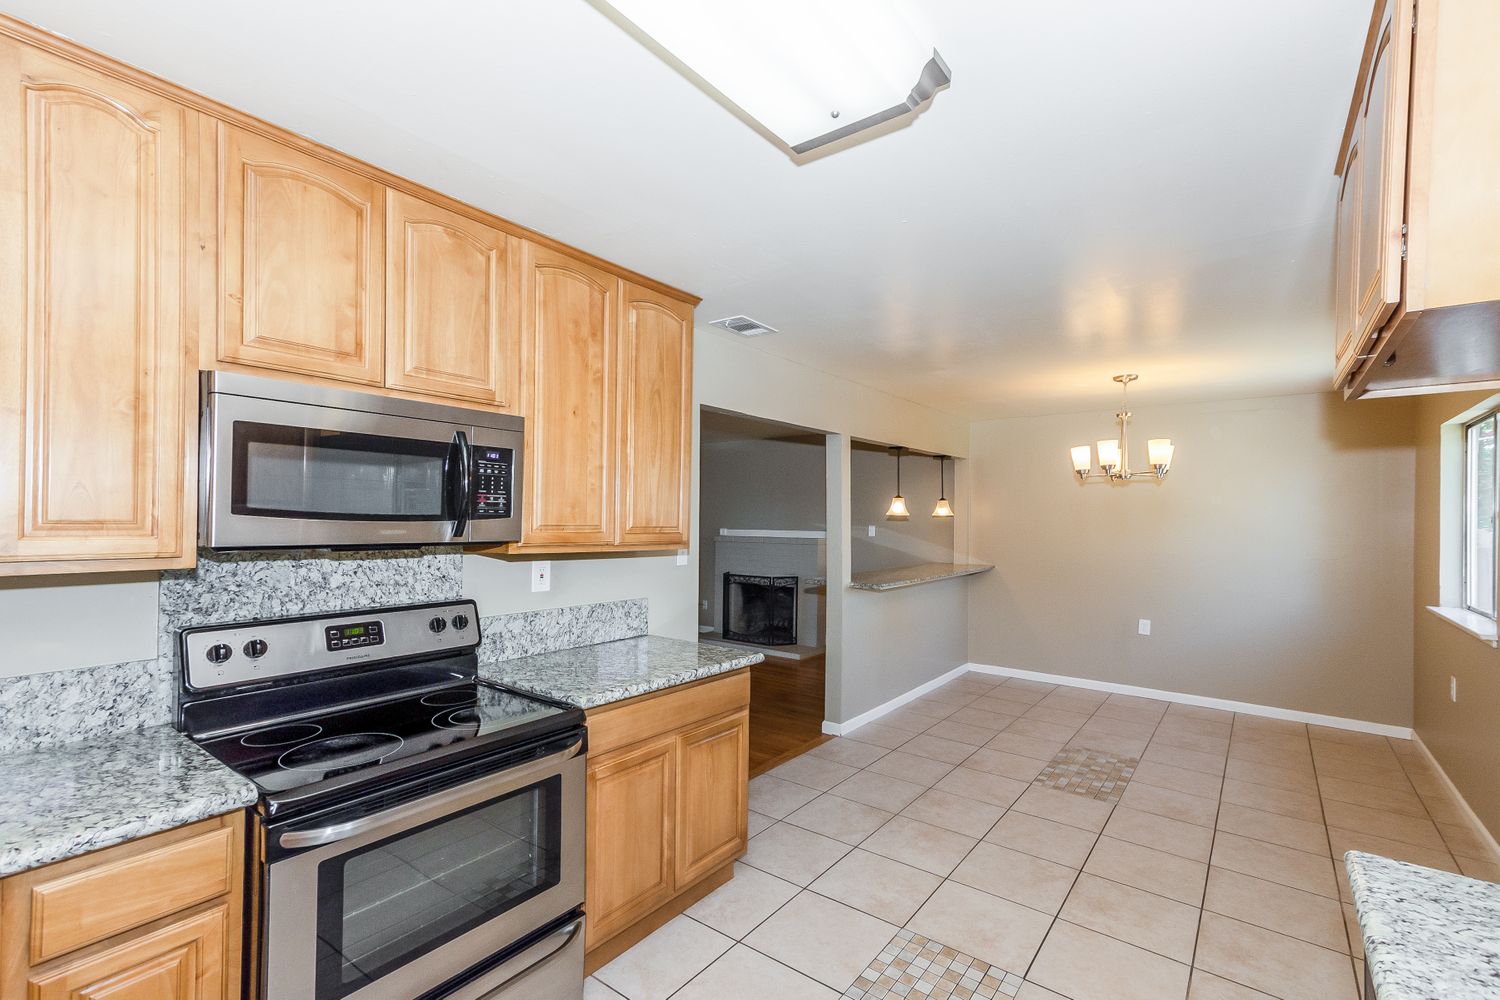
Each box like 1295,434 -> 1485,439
1462,409 -> 1499,621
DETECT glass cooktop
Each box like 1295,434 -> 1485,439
198,680 -> 571,796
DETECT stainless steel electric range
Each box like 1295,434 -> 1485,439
175,599 -> 586,1000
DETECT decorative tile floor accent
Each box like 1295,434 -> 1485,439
842,929 -> 1023,999
1032,746 -> 1138,803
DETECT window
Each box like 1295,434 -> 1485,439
1464,411 -> 1498,619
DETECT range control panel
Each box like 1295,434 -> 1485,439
182,600 -> 480,692
324,619 -> 384,651
472,447 -> 512,518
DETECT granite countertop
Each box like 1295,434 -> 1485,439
0,725 -> 258,877
1346,850 -> 1500,999
849,562 -> 995,591
481,635 -> 763,709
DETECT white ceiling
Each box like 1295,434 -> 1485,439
8,0 -> 1369,418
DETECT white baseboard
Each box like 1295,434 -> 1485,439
821,663 -> 972,736
964,663 -> 1414,739
1412,732 -> 1500,864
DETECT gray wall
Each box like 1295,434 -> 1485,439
966,392 -> 1419,727
850,445 -> 956,573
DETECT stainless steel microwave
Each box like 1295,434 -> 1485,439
200,372 -> 523,549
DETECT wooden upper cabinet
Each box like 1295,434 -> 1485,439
386,190 -> 520,408
1351,0 -> 1406,350
218,123 -> 384,384
0,40 -> 195,573
519,242 -> 618,547
618,283 -> 693,547
1333,143 -> 1362,385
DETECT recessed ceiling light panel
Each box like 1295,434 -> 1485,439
595,0 -> 949,154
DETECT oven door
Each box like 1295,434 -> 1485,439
203,389 -> 479,549
262,735 -> 585,1000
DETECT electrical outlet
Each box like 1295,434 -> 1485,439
1138,619 -> 1151,636
1451,676 -> 1458,702
700,599 -> 710,611
868,524 -> 877,537
530,561 -> 551,593
676,549 -> 689,566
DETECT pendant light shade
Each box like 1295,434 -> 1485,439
886,447 -> 909,520
932,455 -> 954,517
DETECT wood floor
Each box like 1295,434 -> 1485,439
747,651 -> 828,776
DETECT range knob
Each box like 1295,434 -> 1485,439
451,613 -> 470,631
205,643 -> 233,664
428,616 -> 448,634
244,638 -> 269,659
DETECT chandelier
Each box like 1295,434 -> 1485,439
1069,374 -> 1174,483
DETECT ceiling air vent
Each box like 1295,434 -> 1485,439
711,315 -> 779,338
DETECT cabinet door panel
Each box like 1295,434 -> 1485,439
520,242 -> 616,546
676,711 -> 749,887
618,284 -> 692,546
1333,143 -> 1362,386
219,124 -> 383,384
586,736 -> 675,948
1352,0 -> 1409,346
386,190 -> 518,407
28,905 -> 227,1000
0,43 -> 192,567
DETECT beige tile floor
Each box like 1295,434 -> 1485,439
588,672 -> 1500,1000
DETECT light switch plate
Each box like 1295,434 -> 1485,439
868,525 -> 877,537
676,550 -> 689,566
1138,619 -> 1151,636
531,561 -> 551,593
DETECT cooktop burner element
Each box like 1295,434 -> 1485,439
433,707 -> 480,730
277,732 -> 404,772
241,722 -> 323,747
420,689 -> 478,708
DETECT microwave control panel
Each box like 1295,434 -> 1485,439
472,447 -> 512,518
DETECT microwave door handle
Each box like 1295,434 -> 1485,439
449,430 -> 473,537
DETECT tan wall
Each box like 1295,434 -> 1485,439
849,444 -> 956,574
967,392 -> 1418,726
1411,390 -> 1500,835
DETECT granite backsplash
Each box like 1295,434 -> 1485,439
1,548 -> 647,753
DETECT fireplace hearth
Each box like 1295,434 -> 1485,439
723,573 -> 799,646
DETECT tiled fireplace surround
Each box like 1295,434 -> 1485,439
0,547 -> 646,752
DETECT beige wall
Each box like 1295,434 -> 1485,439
967,392 -> 1419,726
1411,390 -> 1500,835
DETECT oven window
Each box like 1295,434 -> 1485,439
315,777 -> 563,999
231,421 -> 452,521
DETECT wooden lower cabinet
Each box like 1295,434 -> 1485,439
583,671 -> 750,963
0,814 -> 245,1000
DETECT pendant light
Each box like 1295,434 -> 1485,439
886,447 -> 910,519
932,455 -> 954,517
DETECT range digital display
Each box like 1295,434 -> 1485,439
324,619 -> 384,651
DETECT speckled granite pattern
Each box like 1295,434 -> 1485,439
481,636 -> 762,709
0,725 -> 257,876
1346,850 -> 1500,999
159,546 -> 462,659
478,598 -> 647,663
848,562 -> 995,591
0,658 -> 172,754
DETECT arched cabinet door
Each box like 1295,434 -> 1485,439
386,190 -> 519,408
618,283 -> 693,547
518,241 -> 618,547
217,123 -> 385,385
0,41 -> 195,572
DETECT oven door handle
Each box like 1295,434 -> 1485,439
441,915 -> 584,1000
278,738 -> 583,850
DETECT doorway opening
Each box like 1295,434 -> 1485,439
699,407 -> 828,774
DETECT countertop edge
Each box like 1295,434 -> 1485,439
849,563 -> 995,591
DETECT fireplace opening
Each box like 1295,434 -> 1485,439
723,573 -> 799,646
